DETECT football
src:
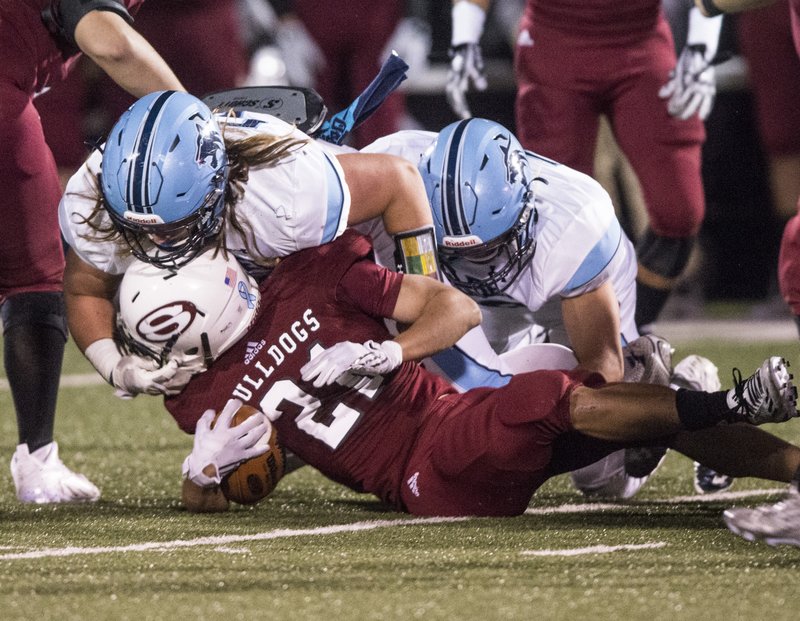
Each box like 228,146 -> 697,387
215,404 -> 286,505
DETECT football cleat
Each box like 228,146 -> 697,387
10,442 -> 100,504
693,462 -> 734,494
671,354 -> 722,392
670,355 -> 733,493
723,487 -> 800,548
624,333 -> 674,386
571,450 -> 654,500
726,357 -> 798,425
623,446 -> 668,479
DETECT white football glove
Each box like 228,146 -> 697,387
182,398 -> 271,488
113,354 -> 206,399
446,43 -> 487,120
85,338 -> 205,399
274,16 -> 326,87
300,340 -> 403,388
659,8 -> 723,121
446,1 -> 488,120
111,355 -> 181,399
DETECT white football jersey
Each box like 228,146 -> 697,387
59,112 -> 351,276
359,130 -> 639,350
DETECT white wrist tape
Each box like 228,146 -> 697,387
84,338 -> 122,384
380,340 -> 403,369
451,1 -> 486,46
687,6 -> 723,60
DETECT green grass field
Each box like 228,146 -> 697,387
1,336 -> 799,620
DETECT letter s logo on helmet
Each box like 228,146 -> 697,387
117,249 -> 260,368
135,302 -> 199,343
101,91 -> 229,269
418,119 -> 538,297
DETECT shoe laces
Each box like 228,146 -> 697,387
729,366 -> 764,419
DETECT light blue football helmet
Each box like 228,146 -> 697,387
418,119 -> 538,297
101,90 -> 228,268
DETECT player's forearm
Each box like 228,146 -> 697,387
64,251 -> 121,353
395,288 -> 482,361
65,292 -> 117,353
75,12 -> 183,97
694,0 -> 776,16
561,285 -> 624,382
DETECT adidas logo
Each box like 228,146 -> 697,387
244,340 -> 266,365
407,472 -> 420,497
517,29 -> 534,47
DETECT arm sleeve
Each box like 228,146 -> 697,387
337,259 -> 404,320
43,0 -> 133,49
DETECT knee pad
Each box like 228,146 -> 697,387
0,291 -> 68,340
636,228 -> 695,280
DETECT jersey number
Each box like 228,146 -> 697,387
257,345 -> 381,450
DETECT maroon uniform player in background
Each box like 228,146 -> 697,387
0,0 -> 182,503
161,232 -> 800,517
270,0 -> 407,148
34,0 -> 248,186
446,0 -> 722,331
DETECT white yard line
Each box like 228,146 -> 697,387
0,489 -> 784,562
0,516 -> 467,561
0,373 -> 104,391
653,319 -> 797,344
521,542 -> 667,557
522,488 -> 784,515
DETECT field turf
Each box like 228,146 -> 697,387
0,335 -> 798,620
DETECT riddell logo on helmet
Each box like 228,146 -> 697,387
136,302 -> 197,342
443,235 -> 483,248
125,213 -> 162,225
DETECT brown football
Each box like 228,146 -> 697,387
214,404 -> 286,505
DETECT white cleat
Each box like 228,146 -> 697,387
624,334 -> 674,386
671,354 -> 722,392
727,357 -> 798,425
724,488 -> 800,548
10,442 -> 100,504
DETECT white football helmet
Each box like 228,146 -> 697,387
117,248 -> 260,367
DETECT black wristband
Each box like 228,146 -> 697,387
700,0 -> 724,17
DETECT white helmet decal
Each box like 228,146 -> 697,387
134,302 -> 199,343
118,249 -> 259,366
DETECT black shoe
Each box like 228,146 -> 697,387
624,446 -> 668,478
693,462 -> 734,494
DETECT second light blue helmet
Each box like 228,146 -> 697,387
418,119 -> 538,296
101,90 -> 229,268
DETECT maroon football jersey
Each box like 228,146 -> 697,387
525,0 -> 661,39
166,231 -> 455,509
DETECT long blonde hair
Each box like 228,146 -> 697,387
78,120 -> 308,268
